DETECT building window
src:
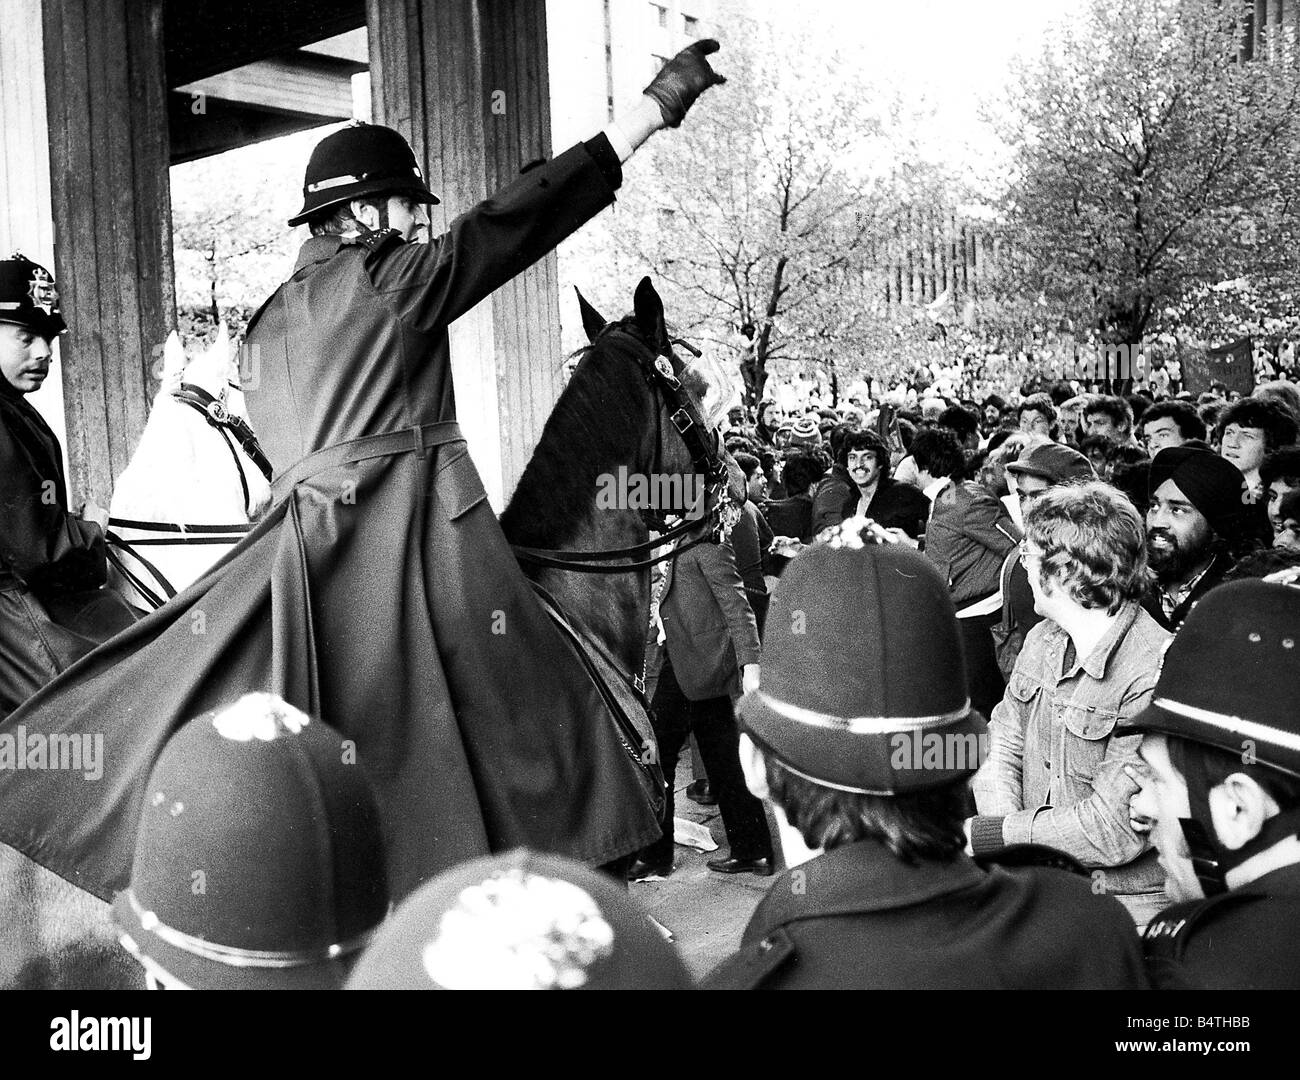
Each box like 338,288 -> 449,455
684,15 -> 699,34
652,4 -> 667,28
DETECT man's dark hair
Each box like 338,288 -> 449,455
1110,460 -> 1151,517
307,195 -> 390,237
1048,380 -> 1075,406
781,452 -> 827,496
1261,447 -> 1300,489
896,416 -> 917,452
1126,394 -> 1151,429
981,393 -> 1006,413
1221,547 -> 1300,582
1084,394 -> 1134,435
1079,433 -> 1116,464
826,423 -> 851,463
836,429 -> 890,472
1198,401 -> 1223,432
910,427 -> 965,480
732,451 -> 762,481
1141,400 -> 1206,442
1017,392 -> 1057,425
937,404 -> 979,444
1216,398 -> 1300,453
762,753 -> 969,861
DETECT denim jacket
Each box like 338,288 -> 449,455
971,600 -> 1171,923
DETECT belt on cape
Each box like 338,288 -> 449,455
271,422 -> 464,499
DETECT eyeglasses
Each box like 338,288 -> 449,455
1018,540 -> 1046,566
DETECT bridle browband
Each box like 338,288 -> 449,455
510,323 -> 739,575
106,381 -> 273,610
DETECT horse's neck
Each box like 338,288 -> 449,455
524,506 -> 649,680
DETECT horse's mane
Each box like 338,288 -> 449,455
501,325 -> 658,550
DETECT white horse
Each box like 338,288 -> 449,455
107,325 -> 272,612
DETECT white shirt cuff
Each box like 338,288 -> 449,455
602,121 -> 636,164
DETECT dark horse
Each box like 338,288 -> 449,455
504,277 -> 737,708
0,276 -> 737,988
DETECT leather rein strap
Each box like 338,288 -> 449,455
173,383 -> 274,515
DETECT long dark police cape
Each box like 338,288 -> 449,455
0,136 -> 662,901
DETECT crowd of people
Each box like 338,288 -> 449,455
659,370 -> 1300,987
3,28 -> 1299,994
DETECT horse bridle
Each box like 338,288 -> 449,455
105,381 -> 274,610
511,323 -> 740,574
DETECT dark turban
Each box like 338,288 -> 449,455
1148,447 -> 1248,541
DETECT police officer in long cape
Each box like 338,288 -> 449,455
0,254 -> 136,717
1128,579 -> 1300,990
0,44 -> 730,904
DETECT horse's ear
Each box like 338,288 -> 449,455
161,330 -> 187,381
575,288 -> 606,343
633,277 -> 667,351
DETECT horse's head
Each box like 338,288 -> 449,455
174,324 -> 250,423
577,278 -> 746,516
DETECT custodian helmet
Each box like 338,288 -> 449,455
737,520 -> 987,795
288,122 -> 440,227
112,693 -> 389,989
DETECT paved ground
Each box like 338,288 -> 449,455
628,760 -> 779,981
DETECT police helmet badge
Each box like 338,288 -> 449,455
27,265 -> 59,316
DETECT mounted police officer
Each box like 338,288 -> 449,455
0,254 -> 136,717
704,521 -> 1149,990
112,693 -> 389,990
0,43 -> 731,906
1128,580 -> 1300,989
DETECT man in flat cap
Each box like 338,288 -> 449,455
704,523 -> 1148,990
1142,446 -> 1264,632
991,442 -> 1096,677
1128,581 -> 1300,989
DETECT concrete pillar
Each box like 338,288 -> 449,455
40,0 -> 176,506
367,0 -> 563,509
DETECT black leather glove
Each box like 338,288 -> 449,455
643,39 -> 726,128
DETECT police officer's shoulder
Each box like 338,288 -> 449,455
1141,891 -> 1271,990
700,926 -> 795,990
342,227 -> 405,257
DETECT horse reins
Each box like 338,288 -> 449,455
106,382 -> 274,610
510,325 -> 739,575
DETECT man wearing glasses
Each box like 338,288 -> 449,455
970,482 -> 1172,928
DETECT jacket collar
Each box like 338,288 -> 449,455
1046,599 -> 1141,681
293,235 -> 345,273
749,838 -> 986,936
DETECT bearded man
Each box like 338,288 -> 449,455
1142,447 -> 1261,632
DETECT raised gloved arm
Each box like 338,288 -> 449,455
643,39 -> 726,127
601,39 -> 727,163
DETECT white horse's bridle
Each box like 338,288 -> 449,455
106,381 -> 271,611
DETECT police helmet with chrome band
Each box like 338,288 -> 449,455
1130,579 -> 1300,894
111,693 -> 390,989
288,122 -> 440,227
737,521 -> 987,795
0,253 -> 66,339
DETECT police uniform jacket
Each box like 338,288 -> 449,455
0,382 -> 135,715
1143,862 -> 1300,990
0,136 -> 666,902
703,837 -> 1150,990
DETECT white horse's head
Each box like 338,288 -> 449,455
109,325 -> 271,609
